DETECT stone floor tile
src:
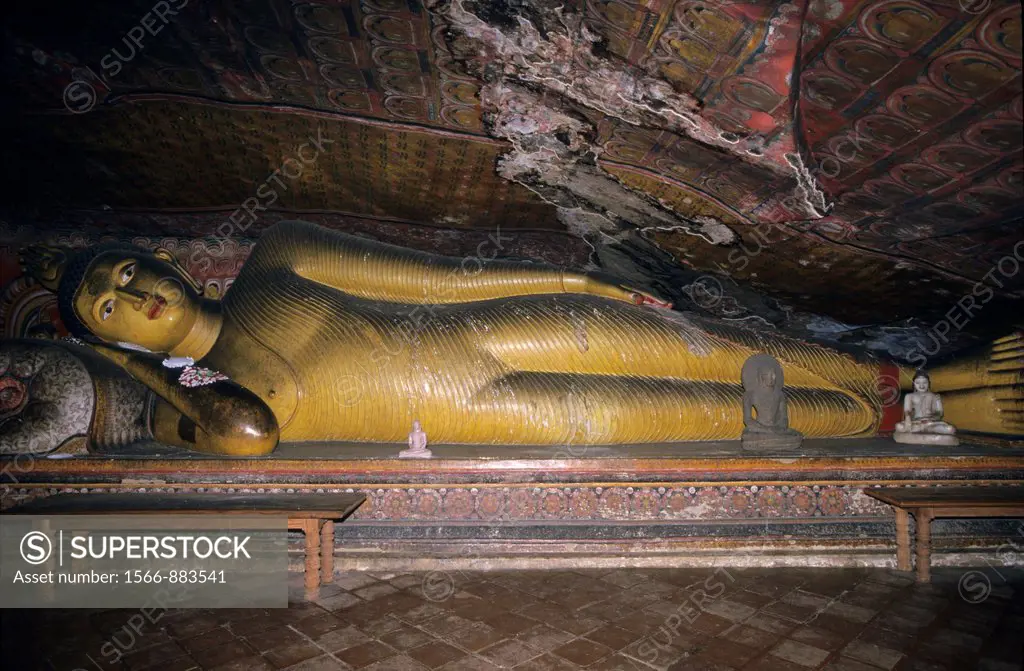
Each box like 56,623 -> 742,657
669,655 -> 736,671
885,605 -> 935,627
822,602 -> 879,625
280,655 -> 351,670
437,656 -> 502,670
584,624 -> 644,651
613,609 -> 676,635
482,612 -> 537,636
209,656 -> 275,671
686,613 -> 735,636
743,654 -> 813,671
334,572 -> 382,592
316,626 -> 373,653
512,652 -> 577,669
588,652 -> 653,670
180,626 -> 239,654
820,657 -> 881,671
619,637 -> 691,670
407,641 -> 467,669
516,624 -> 576,653
122,641 -> 190,670
717,623 -> 781,651
400,605 -> 449,625
724,589 -> 778,609
853,626 -> 916,653
444,623 -> 508,652
335,641 -> 397,669
788,625 -> 849,651
319,593 -> 366,612
231,614 -> 283,638
926,627 -> 983,653
420,614 -> 478,637
265,642 -> 324,669
804,613 -> 866,636
552,637 -> 614,666
191,639 -> 260,669
769,639 -> 831,668
362,616 -> 408,636
478,639 -> 541,668
780,591 -> 833,610
293,614 -> 347,639
601,570 -> 651,589
139,657 -> 202,671
390,575 -> 427,590
380,625 -> 435,651
763,601 -> 820,624
841,640 -> 903,670
362,656 -> 430,671
700,599 -> 758,623
690,637 -> 759,668
743,612 -> 796,636
167,612 -> 224,639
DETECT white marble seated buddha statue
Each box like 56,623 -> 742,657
893,373 -> 959,446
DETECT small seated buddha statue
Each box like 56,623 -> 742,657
399,420 -> 431,459
740,353 -> 803,451
893,372 -> 959,446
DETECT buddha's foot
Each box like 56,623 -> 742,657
892,431 -> 959,446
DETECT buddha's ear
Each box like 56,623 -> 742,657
153,248 -> 204,295
19,244 -> 71,292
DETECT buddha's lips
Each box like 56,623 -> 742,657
147,297 -> 166,320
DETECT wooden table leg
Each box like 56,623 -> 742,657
894,508 -> 911,571
914,509 -> 933,583
304,519 -> 321,597
321,521 -> 334,584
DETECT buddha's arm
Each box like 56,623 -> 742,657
260,220 -> 670,306
88,345 -> 278,456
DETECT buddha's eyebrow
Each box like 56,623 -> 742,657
85,265 -> 109,296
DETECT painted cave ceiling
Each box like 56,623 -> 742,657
1,0 -> 1022,360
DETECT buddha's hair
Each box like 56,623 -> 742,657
58,243 -> 151,339
913,371 -> 930,382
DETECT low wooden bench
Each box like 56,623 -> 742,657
866,486 -> 1024,583
5,492 -> 365,596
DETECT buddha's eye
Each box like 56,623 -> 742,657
119,263 -> 136,285
100,299 -> 115,321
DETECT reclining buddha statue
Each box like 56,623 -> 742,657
16,220 -> 1021,455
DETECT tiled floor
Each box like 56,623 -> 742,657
5,566 -> 1022,670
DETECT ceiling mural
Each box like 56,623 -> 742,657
1,0 -> 1021,359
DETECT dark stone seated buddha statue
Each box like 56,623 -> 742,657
740,353 -> 803,452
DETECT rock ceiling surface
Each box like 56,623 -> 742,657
1,0 -> 1022,359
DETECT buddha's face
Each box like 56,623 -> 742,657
913,376 -> 930,393
758,369 -> 776,389
73,251 -> 200,352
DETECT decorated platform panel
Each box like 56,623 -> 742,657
3,439 -> 1023,569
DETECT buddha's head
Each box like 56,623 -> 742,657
913,372 -> 931,393
21,243 -> 204,353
